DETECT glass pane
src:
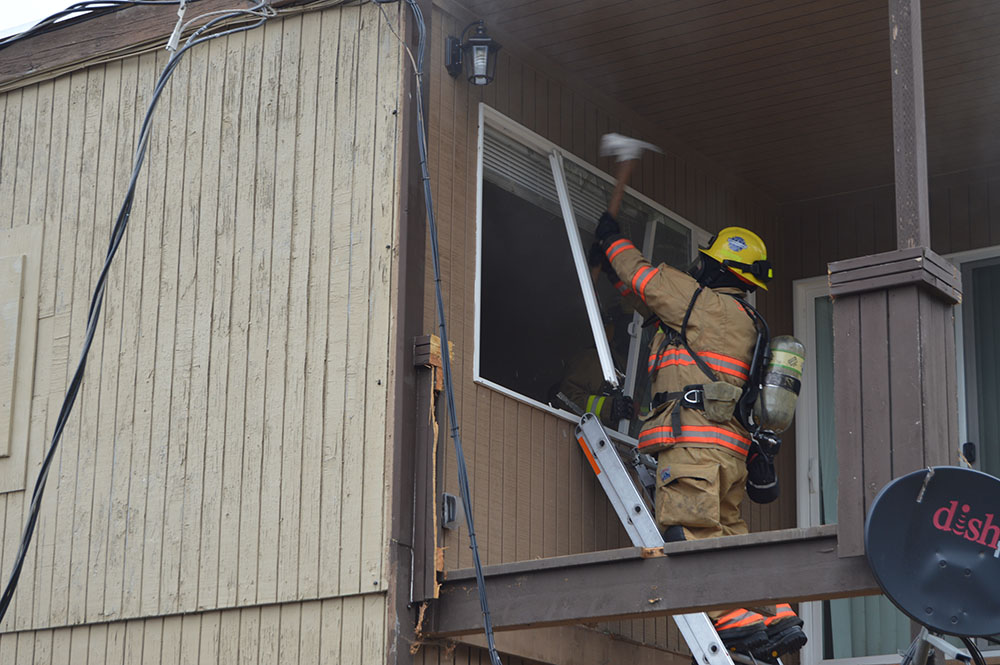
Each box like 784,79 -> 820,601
479,139 -> 597,407
971,263 -> 1000,478
635,207 -> 694,437
815,296 -> 837,525
813,296 -> 912,660
649,212 -> 693,271
560,159 -> 692,435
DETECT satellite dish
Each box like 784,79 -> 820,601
865,466 -> 1000,637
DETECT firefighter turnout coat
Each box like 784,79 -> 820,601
603,234 -> 758,461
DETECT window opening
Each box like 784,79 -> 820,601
476,106 -> 701,437
478,140 -> 591,404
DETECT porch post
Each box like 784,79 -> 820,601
889,0 -> 931,249
828,0 -> 962,558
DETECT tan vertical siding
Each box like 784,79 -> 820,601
0,1 -> 402,637
0,595 -> 386,663
429,3 -> 781,655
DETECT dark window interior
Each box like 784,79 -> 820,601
478,127 -> 694,427
479,180 -> 595,404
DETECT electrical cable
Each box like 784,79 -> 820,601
398,1 -> 502,662
0,1 -> 204,50
961,637 -> 988,665
0,0 -> 276,624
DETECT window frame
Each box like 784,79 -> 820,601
473,104 -> 711,433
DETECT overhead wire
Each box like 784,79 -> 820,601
0,0 -> 278,624
393,1 -> 503,662
0,1 -> 200,50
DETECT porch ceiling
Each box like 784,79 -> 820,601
460,0 -> 1000,203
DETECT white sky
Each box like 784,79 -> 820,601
0,0 -> 79,39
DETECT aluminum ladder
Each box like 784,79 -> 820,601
574,412 -> 778,665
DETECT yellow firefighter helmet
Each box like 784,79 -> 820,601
699,227 -> 773,291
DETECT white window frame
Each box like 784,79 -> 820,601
794,247 -> 1000,663
473,104 -> 711,433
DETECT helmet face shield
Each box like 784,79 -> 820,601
698,227 -> 771,290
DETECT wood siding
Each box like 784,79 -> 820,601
438,0 -> 1000,204
778,164 -> 1000,280
428,2 -> 787,655
0,595 -> 386,664
0,1 -> 403,640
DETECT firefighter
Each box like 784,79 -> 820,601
554,310 -> 634,427
593,134 -> 806,661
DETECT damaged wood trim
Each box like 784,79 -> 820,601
411,334 -> 447,602
828,247 -> 961,303
427,531 -> 879,637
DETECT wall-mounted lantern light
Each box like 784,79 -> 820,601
445,21 -> 501,86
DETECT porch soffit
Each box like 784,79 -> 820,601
454,0 -> 1000,203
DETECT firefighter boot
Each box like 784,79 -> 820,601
753,603 -> 808,662
712,609 -> 769,652
599,133 -> 663,162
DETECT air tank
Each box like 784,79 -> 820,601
752,335 -> 805,433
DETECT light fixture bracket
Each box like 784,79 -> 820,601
445,35 -> 464,78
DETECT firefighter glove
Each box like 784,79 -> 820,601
746,451 -> 779,504
588,241 -> 616,280
610,394 -> 636,421
595,211 -> 621,244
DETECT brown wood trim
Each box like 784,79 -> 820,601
427,532 -> 878,637
458,625 -> 691,665
388,1 -> 430,663
888,0 -> 931,249
887,287 -> 926,476
828,246 -> 961,302
442,527 -> 837,579
830,245 -> 957,282
834,296 -> 865,557
411,343 -> 439,602
443,546 -> 643,581
860,291 -> 892,511
828,246 -> 925,272
658,524 -> 837,555
0,0 -> 304,90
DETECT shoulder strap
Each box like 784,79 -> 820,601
677,287 -> 719,383
726,294 -> 771,432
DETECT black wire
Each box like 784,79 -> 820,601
401,1 -> 502,663
0,2 -> 272,624
961,637 -> 988,665
0,1 -> 206,50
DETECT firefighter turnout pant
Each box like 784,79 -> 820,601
655,445 -> 774,622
